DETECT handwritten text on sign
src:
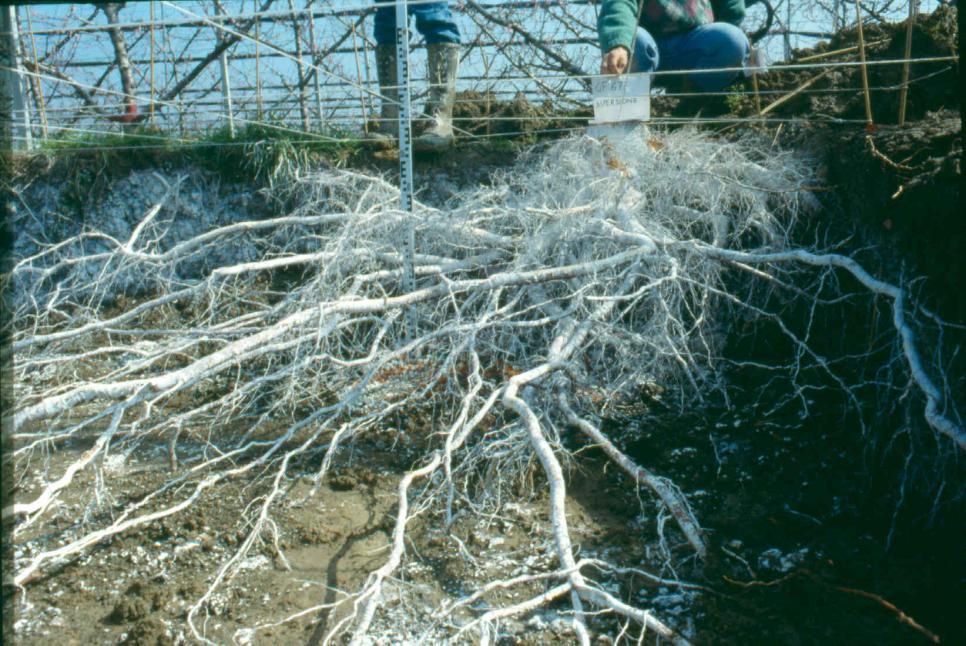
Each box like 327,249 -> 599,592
591,73 -> 651,124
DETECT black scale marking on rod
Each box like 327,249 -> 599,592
395,0 -> 416,318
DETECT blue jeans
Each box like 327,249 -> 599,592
374,2 -> 461,46
631,23 -> 749,92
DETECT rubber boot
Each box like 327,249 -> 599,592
415,43 -> 459,151
366,44 -> 398,145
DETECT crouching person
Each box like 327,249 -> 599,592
598,0 -> 756,93
368,1 -> 461,150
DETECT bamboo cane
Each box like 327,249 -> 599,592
897,0 -> 918,126
795,38 -> 889,63
853,0 -> 874,128
760,68 -> 833,116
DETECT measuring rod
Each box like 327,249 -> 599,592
395,0 -> 417,336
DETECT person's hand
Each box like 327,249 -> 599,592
600,46 -> 630,75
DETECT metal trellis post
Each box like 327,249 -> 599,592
24,8 -> 47,140
307,4 -> 325,131
783,0 -> 791,61
2,5 -> 32,152
215,0 -> 235,139
219,46 -> 235,137
149,0 -> 155,122
217,17 -> 235,138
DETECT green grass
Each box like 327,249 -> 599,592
10,114 -> 544,210
723,83 -> 747,114
31,119 -> 366,187
7,120 -> 368,216
196,121 -> 366,186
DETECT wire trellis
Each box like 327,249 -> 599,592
2,0 -> 953,150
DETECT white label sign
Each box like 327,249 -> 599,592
744,47 -> 769,76
591,73 -> 651,124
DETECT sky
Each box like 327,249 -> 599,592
10,0 -> 940,140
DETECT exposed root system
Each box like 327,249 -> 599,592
5,127 -> 962,643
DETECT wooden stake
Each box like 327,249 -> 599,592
897,0 -> 918,126
748,46 -> 763,121
482,49 -> 492,136
751,71 -> 763,119
853,0 -> 874,129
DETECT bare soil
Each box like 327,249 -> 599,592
9,380 -> 963,645
9,426 -> 682,645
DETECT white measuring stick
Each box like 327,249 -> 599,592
394,0 -> 417,335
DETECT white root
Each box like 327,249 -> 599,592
686,243 -> 965,450
558,394 -> 707,559
7,127 -> 960,643
3,404 -> 126,528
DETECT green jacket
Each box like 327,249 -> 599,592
599,0 -> 753,52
